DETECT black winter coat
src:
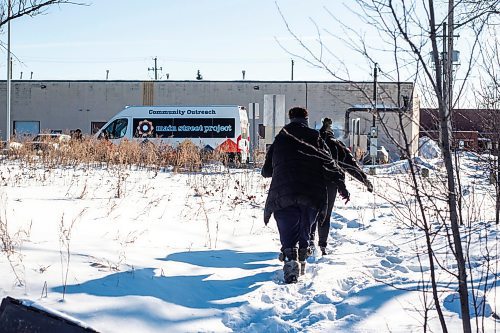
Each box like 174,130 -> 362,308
261,120 -> 346,225
319,125 -> 369,185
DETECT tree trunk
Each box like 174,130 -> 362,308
444,1 -> 472,331
497,140 -> 499,224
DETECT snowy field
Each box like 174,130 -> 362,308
0,153 -> 498,332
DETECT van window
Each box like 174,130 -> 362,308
91,121 -> 106,134
100,118 -> 128,139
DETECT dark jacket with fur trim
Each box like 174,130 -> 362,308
261,120 -> 346,224
319,125 -> 369,185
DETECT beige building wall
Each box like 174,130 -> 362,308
0,80 -> 418,159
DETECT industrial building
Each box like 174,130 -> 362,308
420,108 -> 499,153
0,80 -> 419,161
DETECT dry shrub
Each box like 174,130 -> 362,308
210,149 -> 231,166
115,140 -> 141,165
174,140 -> 202,172
7,137 -> 37,162
157,144 -> 177,166
3,136 -> 248,171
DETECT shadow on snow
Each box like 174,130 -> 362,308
52,250 -> 279,310
159,249 -> 279,269
334,276 -> 500,329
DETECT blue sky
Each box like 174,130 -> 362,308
4,0 -> 366,81
1,0 -> 352,80
2,0 -> 478,86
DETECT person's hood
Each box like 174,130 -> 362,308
290,117 -> 309,127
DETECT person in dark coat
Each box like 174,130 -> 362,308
261,107 -> 349,284
310,117 -> 373,255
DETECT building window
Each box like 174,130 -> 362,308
13,121 -> 40,137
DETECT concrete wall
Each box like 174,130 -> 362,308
0,80 -> 417,158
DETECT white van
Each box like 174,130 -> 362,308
95,105 -> 250,162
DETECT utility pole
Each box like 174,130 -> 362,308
148,57 -> 162,80
438,22 -> 459,149
372,64 -> 378,127
442,22 -> 451,149
437,2 -> 471,331
495,116 -> 500,224
291,59 -> 294,81
370,63 -> 378,166
6,0 -> 11,145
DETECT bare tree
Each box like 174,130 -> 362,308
475,25 -> 500,225
0,0 -> 83,30
276,1 -> 500,332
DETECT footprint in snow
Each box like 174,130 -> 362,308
261,294 -> 273,304
393,264 -> 409,273
370,267 -> 391,279
347,220 -> 364,228
338,277 -> 356,293
331,212 -> 351,224
380,259 -> 394,268
407,265 -> 430,272
386,255 -> 403,264
373,244 -> 389,255
331,222 -> 343,230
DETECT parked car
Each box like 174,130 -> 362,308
30,133 -> 71,151
7,133 -> 72,152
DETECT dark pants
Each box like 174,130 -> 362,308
310,183 -> 337,247
274,204 -> 318,250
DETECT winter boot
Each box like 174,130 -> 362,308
320,246 -> 327,256
282,248 -> 299,284
278,248 -> 285,262
307,240 -> 316,257
298,248 -> 309,275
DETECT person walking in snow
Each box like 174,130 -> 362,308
261,107 -> 349,284
309,117 -> 373,255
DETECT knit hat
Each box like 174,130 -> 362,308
288,107 -> 308,119
322,117 -> 332,126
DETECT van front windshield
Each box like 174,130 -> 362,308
100,118 -> 128,139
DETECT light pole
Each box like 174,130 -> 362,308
6,0 -> 12,147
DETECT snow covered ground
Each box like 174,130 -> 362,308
0,153 -> 498,332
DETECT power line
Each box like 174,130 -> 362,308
20,56 -> 287,65
20,56 -> 149,64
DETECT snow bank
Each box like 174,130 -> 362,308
419,136 -> 441,159
0,154 -> 498,332
20,299 -> 94,330
365,156 -> 438,175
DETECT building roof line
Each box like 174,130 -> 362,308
0,79 -> 415,85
